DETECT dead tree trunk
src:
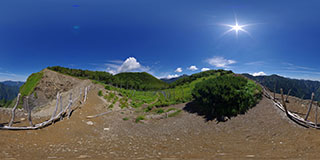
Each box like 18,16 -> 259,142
51,92 -> 60,119
79,88 -> 82,103
285,89 -> 292,102
25,96 -> 33,126
305,92 -> 315,121
8,93 -> 21,127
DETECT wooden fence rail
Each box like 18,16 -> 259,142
0,85 -> 92,130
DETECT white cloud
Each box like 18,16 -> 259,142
175,67 -> 182,73
252,71 -> 266,76
188,65 -> 198,71
201,68 -> 210,72
207,56 -> 236,68
105,57 -> 149,74
117,57 -> 142,73
166,74 -> 180,79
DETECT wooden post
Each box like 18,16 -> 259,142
84,87 -> 88,102
8,93 -> 21,127
59,94 -> 63,120
280,89 -> 289,114
67,93 -> 73,119
274,84 -> 276,101
51,92 -> 60,119
316,101 -> 318,126
26,96 -> 33,126
305,92 -> 315,121
285,89 -> 292,102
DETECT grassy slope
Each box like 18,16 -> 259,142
114,72 -> 169,90
20,71 -> 43,97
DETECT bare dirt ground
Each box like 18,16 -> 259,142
1,88 -> 320,160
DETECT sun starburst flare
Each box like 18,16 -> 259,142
221,15 -> 253,38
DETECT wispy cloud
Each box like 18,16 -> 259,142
282,62 -> 316,71
244,61 -> 265,66
188,65 -> 198,71
175,67 -> 182,73
251,71 -> 266,76
206,56 -> 236,68
0,72 -> 27,82
201,68 -> 210,72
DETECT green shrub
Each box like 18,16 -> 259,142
192,75 -> 262,117
98,90 -> 103,96
144,105 -> 153,112
135,115 -> 145,123
105,85 -> 111,90
123,117 -> 129,121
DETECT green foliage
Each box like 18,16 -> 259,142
135,115 -> 145,123
20,72 -> 43,97
192,75 -> 262,117
98,90 -> 103,96
170,69 -> 233,88
0,98 -> 13,108
108,104 -> 114,109
123,117 -> 129,121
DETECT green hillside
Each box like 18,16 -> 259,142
114,72 -> 168,90
48,66 -> 168,91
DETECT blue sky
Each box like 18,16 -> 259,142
1,0 -> 320,81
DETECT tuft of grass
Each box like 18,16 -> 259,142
168,109 -> 182,117
135,115 -> 145,123
108,104 -> 114,109
154,108 -> 165,114
20,72 -> 43,97
144,105 -> 153,112
98,90 -> 103,96
123,117 -> 129,121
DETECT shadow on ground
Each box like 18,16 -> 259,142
183,102 -> 218,122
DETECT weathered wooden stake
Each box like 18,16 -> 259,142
8,93 -> 21,127
285,89 -> 292,102
26,96 -> 33,126
79,88 -> 82,102
84,87 -> 88,102
59,94 -> 63,120
280,88 -> 289,115
274,84 -> 276,100
51,92 -> 60,119
305,92 -> 315,121
67,93 -> 73,119
315,102 -> 318,126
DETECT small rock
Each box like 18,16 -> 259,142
246,155 -> 255,158
77,155 -> 90,159
104,128 -> 110,131
86,121 -> 94,125
20,118 -> 26,121
176,138 -> 180,141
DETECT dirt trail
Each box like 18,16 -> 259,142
1,89 -> 320,159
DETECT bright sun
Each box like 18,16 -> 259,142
221,15 -> 252,38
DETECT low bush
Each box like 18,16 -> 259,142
98,90 -> 103,96
135,115 -> 145,123
192,75 -> 262,117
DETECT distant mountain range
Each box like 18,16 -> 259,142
243,74 -> 320,101
0,81 -> 24,101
